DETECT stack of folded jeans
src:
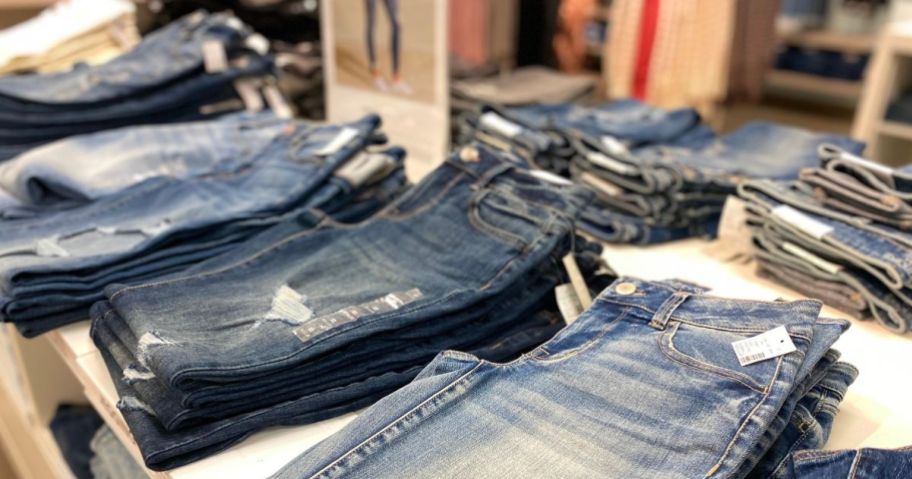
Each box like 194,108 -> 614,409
740,146 -> 912,334
50,405 -> 106,479
0,11 -> 280,162
269,277 -> 860,479
89,426 -> 147,479
462,100 -> 864,244
0,111 -> 292,219
0,115 -> 409,336
88,144 -> 612,470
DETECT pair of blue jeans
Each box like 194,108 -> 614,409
88,144 -> 595,469
270,277 -> 852,478
740,178 -> 912,334
573,122 -> 864,244
0,112 -> 291,217
0,11 -> 277,161
0,116 -> 397,335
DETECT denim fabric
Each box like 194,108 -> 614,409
0,56 -> 272,130
87,144 -> 594,469
747,201 -> 912,333
578,206 -> 719,244
802,145 -> 912,227
270,277 -> 832,478
637,122 -> 865,184
49,405 -> 105,479
756,261 -> 868,316
0,11 -> 249,105
0,117 -> 389,335
0,11 -> 279,162
784,447 -> 912,479
750,359 -> 858,479
0,112 -> 289,210
507,99 -> 713,149
740,181 -> 912,291
89,426 -> 147,479
95,144 -> 590,388
568,120 -> 861,244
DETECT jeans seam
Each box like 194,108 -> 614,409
705,355 -> 784,478
658,322 -> 769,394
529,307 -> 630,364
308,362 -> 486,478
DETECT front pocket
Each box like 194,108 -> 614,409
468,188 -> 553,250
658,321 -> 783,393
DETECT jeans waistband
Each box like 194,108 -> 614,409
588,277 -> 823,334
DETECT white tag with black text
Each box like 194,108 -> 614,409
233,79 -> 264,112
264,84 -> 293,119
555,283 -> 583,324
732,326 -> 796,366
316,127 -> 360,156
202,40 -> 228,73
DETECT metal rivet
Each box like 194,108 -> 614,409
615,282 -> 636,295
460,147 -> 480,162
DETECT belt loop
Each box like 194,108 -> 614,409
476,162 -> 514,189
648,291 -> 691,330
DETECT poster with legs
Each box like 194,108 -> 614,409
323,0 -> 448,177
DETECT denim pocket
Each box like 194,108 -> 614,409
658,321 -> 781,393
468,188 -> 552,251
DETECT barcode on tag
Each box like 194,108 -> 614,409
202,40 -> 228,73
731,326 -> 797,366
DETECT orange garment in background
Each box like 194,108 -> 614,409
449,0 -> 488,66
554,0 -> 596,73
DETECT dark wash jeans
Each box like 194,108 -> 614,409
90,144 -> 592,469
0,11 -> 249,107
0,117 -> 385,334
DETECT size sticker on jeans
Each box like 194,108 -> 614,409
731,326 -> 797,366
293,289 -> 423,342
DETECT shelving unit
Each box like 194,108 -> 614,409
44,322 -> 358,479
853,21 -> 912,164
766,69 -> 863,100
766,29 -> 874,102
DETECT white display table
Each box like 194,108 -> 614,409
27,239 -> 912,478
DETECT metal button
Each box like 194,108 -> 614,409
615,282 -> 636,295
460,147 -> 480,162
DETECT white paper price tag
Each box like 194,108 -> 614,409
202,40 -> 228,73
772,205 -> 833,240
479,112 -> 523,138
731,326 -> 796,366
555,283 -> 583,324
316,127 -> 360,156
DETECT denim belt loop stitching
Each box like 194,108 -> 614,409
476,162 -> 515,189
648,291 -> 691,330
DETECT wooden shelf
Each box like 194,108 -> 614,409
878,120 -> 912,141
766,69 -> 863,99
779,30 -> 875,54
46,323 -> 357,479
